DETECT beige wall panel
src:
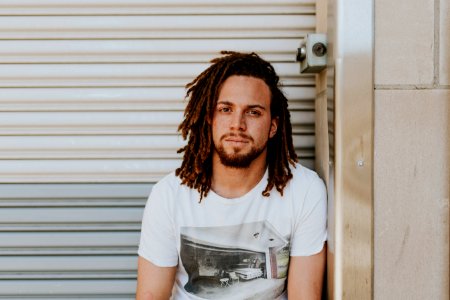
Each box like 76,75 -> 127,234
327,0 -> 373,298
374,89 -> 450,300
315,0 -> 329,183
315,0 -> 332,297
440,0 -> 450,85
314,91 -> 329,185
315,88 -> 333,298
316,0 -> 327,34
375,0 -> 434,85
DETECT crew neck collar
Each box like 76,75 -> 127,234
207,168 -> 268,205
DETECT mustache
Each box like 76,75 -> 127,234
220,133 -> 253,142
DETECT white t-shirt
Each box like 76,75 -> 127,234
138,163 -> 327,300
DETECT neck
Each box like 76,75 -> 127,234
211,150 -> 267,199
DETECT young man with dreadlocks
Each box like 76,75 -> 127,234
136,51 -> 327,300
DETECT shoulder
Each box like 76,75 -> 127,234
287,163 -> 327,207
146,171 -> 187,213
289,163 -> 325,192
155,171 -> 181,188
288,164 -> 327,232
152,171 -> 183,193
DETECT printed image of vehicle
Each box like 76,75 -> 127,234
233,268 -> 263,280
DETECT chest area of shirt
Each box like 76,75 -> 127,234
174,197 -> 294,237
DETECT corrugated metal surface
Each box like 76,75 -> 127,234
0,1 -> 316,298
0,184 -> 147,298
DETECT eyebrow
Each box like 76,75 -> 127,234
216,101 -> 267,110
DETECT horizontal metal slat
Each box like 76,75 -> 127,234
0,249 -> 136,256
0,86 -> 315,112
0,135 -> 185,159
0,111 -> 183,135
0,111 -> 314,135
0,87 -> 187,111
0,39 -> 303,63
0,207 -> 142,225
0,198 -> 147,208
0,274 -> 135,280
0,15 -> 315,39
0,279 -> 135,296
0,297 -> 133,300
0,183 -> 150,206
0,157 -> 314,183
0,63 -> 314,87
0,135 -> 314,159
0,159 -> 181,183
0,255 -> 136,272
0,183 -> 151,199
0,232 -> 139,248
0,0 -> 315,15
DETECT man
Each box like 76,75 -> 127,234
136,51 -> 327,300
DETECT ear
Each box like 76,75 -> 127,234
269,117 -> 278,138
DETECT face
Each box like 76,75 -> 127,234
212,75 -> 278,168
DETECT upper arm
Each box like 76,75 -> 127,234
287,244 -> 326,300
137,179 -> 179,299
136,256 -> 177,300
290,174 -> 327,256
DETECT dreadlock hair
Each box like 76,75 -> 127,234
176,51 -> 298,202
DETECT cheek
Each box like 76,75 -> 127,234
211,119 -> 223,140
212,116 -> 227,132
260,118 -> 274,135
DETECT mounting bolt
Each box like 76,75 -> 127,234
296,46 -> 307,62
298,33 -> 327,73
312,42 -> 327,57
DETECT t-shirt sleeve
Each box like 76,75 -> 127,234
290,175 -> 327,256
138,180 -> 179,267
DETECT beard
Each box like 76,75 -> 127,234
215,134 -> 268,169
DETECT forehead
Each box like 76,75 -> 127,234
217,75 -> 271,106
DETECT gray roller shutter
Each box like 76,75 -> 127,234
0,1 -> 317,298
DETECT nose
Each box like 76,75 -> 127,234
230,110 -> 246,131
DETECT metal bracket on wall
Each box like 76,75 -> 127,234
296,33 -> 327,73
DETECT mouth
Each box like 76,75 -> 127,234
221,133 -> 252,144
224,138 -> 250,143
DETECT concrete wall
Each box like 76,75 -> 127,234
374,0 -> 450,299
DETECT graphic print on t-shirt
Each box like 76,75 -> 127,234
180,221 -> 290,299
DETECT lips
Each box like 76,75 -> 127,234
221,133 -> 252,143
224,138 -> 249,143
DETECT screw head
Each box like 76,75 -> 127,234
312,42 -> 327,57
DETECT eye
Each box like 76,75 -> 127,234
218,106 -> 231,113
247,109 -> 262,116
